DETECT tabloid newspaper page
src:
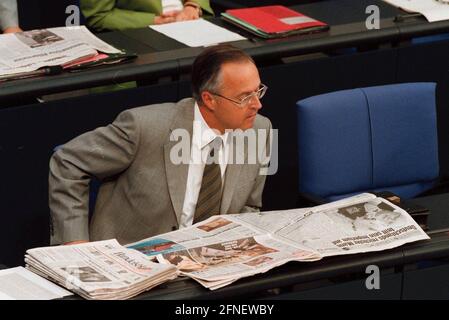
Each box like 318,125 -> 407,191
267,193 -> 429,257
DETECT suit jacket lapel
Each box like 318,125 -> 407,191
164,99 -> 195,226
221,134 -> 245,214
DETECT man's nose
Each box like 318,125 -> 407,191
249,95 -> 262,110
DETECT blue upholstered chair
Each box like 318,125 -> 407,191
296,82 -> 439,203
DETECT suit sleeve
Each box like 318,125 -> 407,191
241,118 -> 273,213
0,0 -> 19,31
49,110 -> 141,244
81,0 -> 156,32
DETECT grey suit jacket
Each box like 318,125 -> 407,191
49,98 -> 272,245
0,0 -> 18,31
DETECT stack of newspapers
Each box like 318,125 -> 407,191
127,193 -> 430,290
20,193 -> 430,297
0,26 -> 123,80
25,239 -> 177,300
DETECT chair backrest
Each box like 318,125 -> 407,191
296,82 -> 439,201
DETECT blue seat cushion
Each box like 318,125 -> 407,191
297,88 -> 373,197
363,83 -> 439,189
297,82 -> 439,200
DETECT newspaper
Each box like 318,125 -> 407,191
0,26 -> 122,76
24,239 -> 177,300
0,267 -> 72,300
127,193 -> 429,290
383,0 -> 449,22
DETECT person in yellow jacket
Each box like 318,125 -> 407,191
81,0 -> 214,32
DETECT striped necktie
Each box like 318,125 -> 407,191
193,137 -> 223,224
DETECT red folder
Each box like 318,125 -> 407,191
222,5 -> 328,38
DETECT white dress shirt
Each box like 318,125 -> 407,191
180,103 -> 230,228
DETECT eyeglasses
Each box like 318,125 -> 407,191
210,84 -> 268,108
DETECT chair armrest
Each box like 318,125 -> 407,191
416,177 -> 449,198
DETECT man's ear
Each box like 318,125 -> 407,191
201,91 -> 216,111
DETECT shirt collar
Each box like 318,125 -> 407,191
194,102 -> 230,150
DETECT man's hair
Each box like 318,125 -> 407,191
191,44 -> 255,104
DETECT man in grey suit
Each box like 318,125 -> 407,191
0,0 -> 22,33
49,44 -> 272,245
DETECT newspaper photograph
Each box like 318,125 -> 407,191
159,235 -> 317,279
0,26 -> 122,76
127,215 -> 320,289
127,216 -> 268,257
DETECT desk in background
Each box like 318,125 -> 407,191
0,0 -> 443,103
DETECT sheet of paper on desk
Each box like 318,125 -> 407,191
0,266 -> 72,300
383,0 -> 449,22
149,19 -> 246,47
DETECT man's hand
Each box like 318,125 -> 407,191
3,26 -> 22,34
64,240 -> 89,245
175,6 -> 200,22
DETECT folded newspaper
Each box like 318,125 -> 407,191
25,239 -> 177,300
127,193 -> 430,290
0,26 -> 122,78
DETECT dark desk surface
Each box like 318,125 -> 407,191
409,193 -> 449,234
62,193 -> 449,300
1,0 -> 447,103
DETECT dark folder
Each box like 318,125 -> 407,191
65,52 -> 137,72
